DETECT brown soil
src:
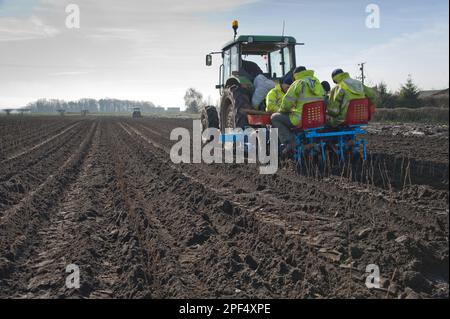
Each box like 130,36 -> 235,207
0,117 -> 448,299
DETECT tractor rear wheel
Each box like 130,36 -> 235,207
132,111 -> 142,118
220,85 -> 250,133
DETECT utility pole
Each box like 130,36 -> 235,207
358,62 -> 366,85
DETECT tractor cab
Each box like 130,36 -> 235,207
206,35 -> 298,93
204,21 -> 303,132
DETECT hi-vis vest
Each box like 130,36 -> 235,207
327,72 -> 376,125
280,70 -> 325,126
265,84 -> 285,113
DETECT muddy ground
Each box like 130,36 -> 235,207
0,117 -> 448,299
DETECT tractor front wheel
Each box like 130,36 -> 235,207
201,105 -> 219,130
201,105 -> 219,144
220,85 -> 250,133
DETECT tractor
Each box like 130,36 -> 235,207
202,21 -> 373,168
203,20 -> 300,133
132,107 -> 142,118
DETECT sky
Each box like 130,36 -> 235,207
0,0 -> 448,109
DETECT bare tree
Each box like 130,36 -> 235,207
184,88 -> 203,113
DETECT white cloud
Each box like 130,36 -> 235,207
339,24 -> 449,90
49,71 -> 90,76
0,0 -> 258,108
2,0 -> 446,109
0,15 -> 59,41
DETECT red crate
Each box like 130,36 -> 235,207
247,114 -> 272,126
300,101 -> 326,129
345,99 -> 370,125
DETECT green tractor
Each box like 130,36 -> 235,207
202,21 -> 302,133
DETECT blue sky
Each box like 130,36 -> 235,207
0,0 -> 448,108
0,0 -> 39,17
204,0 -> 449,88
206,0 -> 448,48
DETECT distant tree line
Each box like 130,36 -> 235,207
24,78 -> 448,115
26,98 -> 166,113
375,75 -> 449,109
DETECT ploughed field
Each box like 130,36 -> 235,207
0,116 -> 448,299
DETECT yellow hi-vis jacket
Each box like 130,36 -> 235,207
265,84 -> 285,113
327,72 -> 377,126
280,70 -> 325,126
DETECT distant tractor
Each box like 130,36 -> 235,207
132,107 -> 142,118
203,21 -> 374,168
56,109 -> 66,116
81,110 -> 89,116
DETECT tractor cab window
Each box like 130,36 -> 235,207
270,46 -> 293,79
239,42 -> 295,80
230,45 -> 239,74
241,54 -> 269,76
223,49 -> 231,82
283,46 -> 293,73
270,50 -> 282,78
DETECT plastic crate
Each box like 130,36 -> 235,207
247,114 -> 272,126
345,99 -> 370,125
300,101 -> 326,129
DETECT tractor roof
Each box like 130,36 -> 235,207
222,35 -> 297,51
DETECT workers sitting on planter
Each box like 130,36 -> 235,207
265,75 -> 294,113
327,69 -> 377,127
271,66 -> 325,155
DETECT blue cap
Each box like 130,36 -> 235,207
332,69 -> 344,79
283,73 -> 294,85
294,66 -> 307,74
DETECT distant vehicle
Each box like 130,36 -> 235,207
132,107 -> 142,118
56,109 -> 66,116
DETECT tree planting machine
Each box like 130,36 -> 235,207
202,21 -> 373,168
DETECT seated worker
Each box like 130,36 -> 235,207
271,66 -> 325,155
321,81 -> 331,100
327,69 -> 377,126
241,60 -> 263,82
265,76 -> 294,113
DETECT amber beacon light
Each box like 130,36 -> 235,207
232,20 -> 239,39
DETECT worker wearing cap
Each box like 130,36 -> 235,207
327,69 -> 377,126
271,66 -> 325,154
321,81 -> 331,105
265,76 -> 293,113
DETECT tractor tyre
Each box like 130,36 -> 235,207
132,111 -> 142,118
201,105 -> 219,131
220,85 -> 250,133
